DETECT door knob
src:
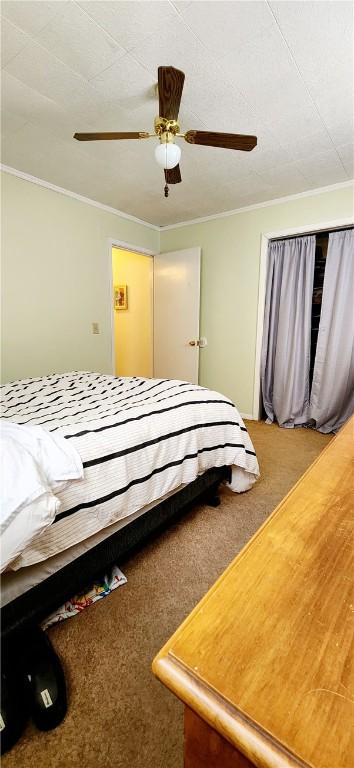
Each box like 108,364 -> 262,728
189,339 -> 207,347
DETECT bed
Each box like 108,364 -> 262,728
1,371 -> 259,641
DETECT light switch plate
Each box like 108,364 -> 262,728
92,322 -> 99,334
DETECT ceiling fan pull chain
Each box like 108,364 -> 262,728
164,184 -> 169,198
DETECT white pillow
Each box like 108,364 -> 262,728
1,421 -> 83,490
0,436 -> 58,572
1,493 -> 58,572
0,420 -> 83,570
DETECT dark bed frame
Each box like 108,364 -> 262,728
1,465 -> 230,643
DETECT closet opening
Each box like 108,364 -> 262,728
257,223 -> 354,433
259,230 -> 330,422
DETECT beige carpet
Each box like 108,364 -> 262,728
3,421 -> 331,768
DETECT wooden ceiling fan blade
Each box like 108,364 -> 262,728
158,66 -> 185,121
73,131 -> 150,141
164,165 -> 182,184
184,130 -> 257,151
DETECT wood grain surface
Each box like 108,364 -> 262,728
184,707 -> 254,768
184,130 -> 257,151
153,416 -> 354,768
158,66 -> 185,120
164,164 -> 182,184
73,132 -> 149,141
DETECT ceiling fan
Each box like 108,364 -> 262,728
74,66 -> 257,198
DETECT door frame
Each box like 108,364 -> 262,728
108,238 -> 157,376
253,216 -> 354,420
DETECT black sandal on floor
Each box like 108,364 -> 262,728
21,626 -> 67,731
1,648 -> 29,754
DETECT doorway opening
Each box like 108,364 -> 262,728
253,217 -> 353,420
258,225 -> 354,430
258,230 -> 329,422
111,246 -> 153,378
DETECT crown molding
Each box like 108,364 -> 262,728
1,163 -> 352,234
160,179 -> 354,231
0,164 -> 160,232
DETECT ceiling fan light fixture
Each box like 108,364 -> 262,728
154,141 -> 181,170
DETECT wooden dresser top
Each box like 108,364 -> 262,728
153,417 -> 354,768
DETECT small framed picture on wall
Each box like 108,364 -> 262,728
114,284 -> 128,310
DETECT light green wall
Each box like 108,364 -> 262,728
160,185 -> 354,414
1,171 -> 158,382
2,170 -> 353,410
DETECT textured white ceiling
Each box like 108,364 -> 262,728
1,0 -> 353,226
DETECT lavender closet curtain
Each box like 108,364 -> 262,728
310,229 -> 354,433
261,235 -> 315,428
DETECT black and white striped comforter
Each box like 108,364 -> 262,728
1,372 -> 259,569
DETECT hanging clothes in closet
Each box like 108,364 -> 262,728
309,235 -> 328,387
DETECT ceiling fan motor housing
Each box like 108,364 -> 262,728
154,117 -> 180,142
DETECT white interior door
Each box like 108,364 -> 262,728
153,247 -> 201,383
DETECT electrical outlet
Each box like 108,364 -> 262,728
92,322 -> 100,335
